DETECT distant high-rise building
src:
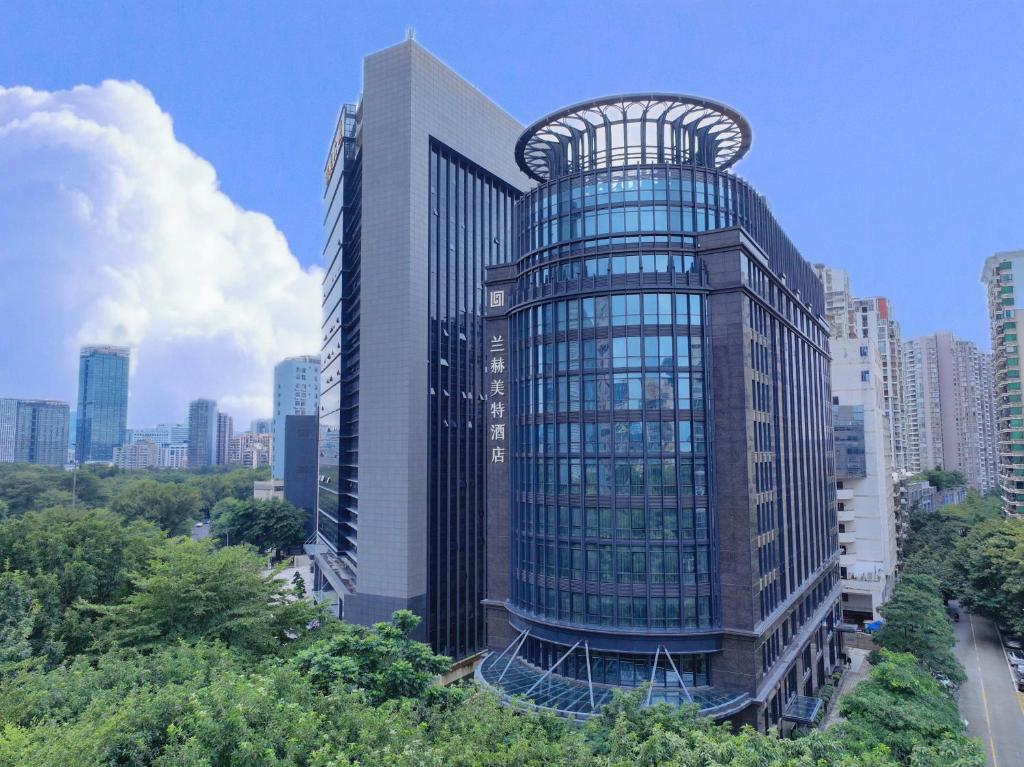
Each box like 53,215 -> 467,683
284,414 -> 318,539
813,264 -> 855,339
251,418 -> 273,435
272,356 -> 319,479
75,345 -> 129,462
159,443 -> 189,469
0,398 -> 70,467
0,399 -> 15,462
229,432 -> 272,469
981,250 -> 1024,514
187,399 -> 217,469
852,298 -> 907,473
901,332 -> 997,493
128,423 -> 189,446
215,412 -> 233,466
112,439 -> 160,470
811,266 -> 906,472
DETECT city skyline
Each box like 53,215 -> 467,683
2,3 -> 1023,427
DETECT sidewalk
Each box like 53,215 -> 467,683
267,554 -> 313,594
822,648 -> 871,727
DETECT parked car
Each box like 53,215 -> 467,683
1003,637 -> 1023,651
1016,669 -> 1024,693
1007,650 -> 1024,666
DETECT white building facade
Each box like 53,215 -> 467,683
831,338 -> 898,623
272,355 -> 320,479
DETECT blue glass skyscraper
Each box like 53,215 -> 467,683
75,345 -> 129,462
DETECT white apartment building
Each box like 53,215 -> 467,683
831,338 -> 898,623
112,439 -> 161,470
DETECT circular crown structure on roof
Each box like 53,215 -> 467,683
515,94 -> 752,182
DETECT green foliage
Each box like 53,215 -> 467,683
0,462 -> 268,524
189,468 -> 268,513
294,609 -> 450,704
95,539 -> 318,655
837,651 -> 982,766
0,573 -> 37,672
581,691 -> 896,767
210,496 -> 306,552
953,518 -> 1024,636
873,574 -> 965,684
938,492 -> 1002,525
0,507 -> 163,660
909,468 -> 967,492
0,465 -> 62,515
109,479 -> 202,535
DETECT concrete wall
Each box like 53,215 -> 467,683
346,40 -> 531,626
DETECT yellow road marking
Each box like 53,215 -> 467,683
969,613 -> 999,767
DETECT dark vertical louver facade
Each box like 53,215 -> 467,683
317,104 -> 359,598
427,139 -> 519,658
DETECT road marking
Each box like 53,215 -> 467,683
969,613 -> 999,767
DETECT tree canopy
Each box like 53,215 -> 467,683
837,651 -> 980,766
953,519 -> 1024,636
873,574 -> 965,684
210,496 -> 307,552
110,479 -> 202,535
94,539 -> 317,655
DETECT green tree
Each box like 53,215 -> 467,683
210,497 -> 306,552
837,650 -> 982,766
0,572 -> 37,672
0,507 -> 163,660
110,479 -> 202,535
187,468 -> 265,514
293,610 -> 450,704
292,571 -> 306,598
910,468 -> 967,491
873,574 -> 965,684
0,468 -> 54,515
95,539 -> 318,655
954,519 -> 1024,636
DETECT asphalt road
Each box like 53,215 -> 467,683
953,609 -> 1024,767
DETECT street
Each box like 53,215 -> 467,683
953,610 -> 1024,767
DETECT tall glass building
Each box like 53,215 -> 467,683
0,398 -> 70,467
272,355 -> 320,479
311,39 -> 532,660
187,398 -> 217,469
479,95 -> 840,732
75,345 -> 129,463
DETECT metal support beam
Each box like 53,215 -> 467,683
498,629 -> 531,682
525,641 -> 581,697
645,645 -> 662,706
584,641 -> 595,711
662,648 -> 693,704
491,628 -> 527,667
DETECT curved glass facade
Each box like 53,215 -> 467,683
509,287 -> 714,633
513,164 -> 823,319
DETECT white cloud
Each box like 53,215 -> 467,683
0,80 -> 322,426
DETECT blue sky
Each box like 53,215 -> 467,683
1,1 -> 1022,422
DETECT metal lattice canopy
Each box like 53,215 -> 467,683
515,94 -> 752,183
